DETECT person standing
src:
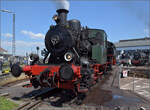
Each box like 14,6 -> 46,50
9,60 -> 12,68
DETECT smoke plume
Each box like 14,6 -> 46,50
53,0 -> 70,10
119,1 -> 150,36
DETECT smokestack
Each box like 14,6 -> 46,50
56,9 -> 69,26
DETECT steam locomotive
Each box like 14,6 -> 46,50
11,9 -> 116,94
131,51 -> 149,66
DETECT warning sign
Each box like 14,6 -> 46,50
123,70 -> 128,78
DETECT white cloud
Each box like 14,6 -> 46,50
2,33 -> 13,37
16,40 -> 44,47
21,30 -> 45,39
2,40 -> 45,56
2,40 -> 44,47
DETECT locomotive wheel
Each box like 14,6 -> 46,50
30,78 -> 39,88
76,93 -> 86,105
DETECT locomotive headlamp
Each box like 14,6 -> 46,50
53,15 -> 58,21
64,52 -> 73,61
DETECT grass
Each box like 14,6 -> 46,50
0,96 -> 19,110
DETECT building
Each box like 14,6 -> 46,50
0,47 -> 11,61
115,37 -> 150,51
0,47 -> 7,54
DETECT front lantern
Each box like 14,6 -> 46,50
64,52 -> 73,62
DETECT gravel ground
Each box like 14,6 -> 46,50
83,66 -> 150,109
0,66 -> 150,110
120,77 -> 150,101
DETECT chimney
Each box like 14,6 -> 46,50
56,9 -> 69,26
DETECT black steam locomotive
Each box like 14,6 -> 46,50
11,9 -> 116,97
131,51 -> 150,66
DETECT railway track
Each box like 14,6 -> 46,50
14,68 -> 117,109
0,92 -> 42,110
0,73 -> 10,79
16,100 -> 42,110
1,66 -> 121,109
0,93 -> 9,97
1,78 -> 29,87
1,66 -> 150,110
15,88 -> 61,110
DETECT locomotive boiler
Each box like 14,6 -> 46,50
11,9 -> 116,95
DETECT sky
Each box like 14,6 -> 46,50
0,0 -> 150,56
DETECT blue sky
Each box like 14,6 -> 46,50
0,0 -> 149,56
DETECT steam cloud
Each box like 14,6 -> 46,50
53,0 -> 70,10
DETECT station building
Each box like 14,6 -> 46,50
0,47 -> 11,60
115,37 -> 150,51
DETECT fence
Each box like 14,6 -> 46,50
120,65 -> 150,101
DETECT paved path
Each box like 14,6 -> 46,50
120,77 -> 150,101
